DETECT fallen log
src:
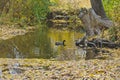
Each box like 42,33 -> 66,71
75,37 -> 120,49
90,38 -> 120,48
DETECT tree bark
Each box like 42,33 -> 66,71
79,8 -> 113,36
78,0 -> 114,37
90,0 -> 107,19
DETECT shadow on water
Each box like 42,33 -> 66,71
0,24 -> 101,60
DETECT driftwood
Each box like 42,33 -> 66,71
78,8 -> 113,36
75,37 -> 120,49
75,36 -> 87,47
89,38 -> 120,48
75,36 -> 97,48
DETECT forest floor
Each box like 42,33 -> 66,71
0,24 -> 36,40
0,22 -> 120,80
0,58 -> 120,80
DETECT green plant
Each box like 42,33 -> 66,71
0,0 -> 51,25
108,27 -> 118,42
103,0 -> 120,23
31,0 -> 50,22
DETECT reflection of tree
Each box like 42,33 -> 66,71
34,26 -> 54,58
11,27 -> 54,58
0,41 -> 13,58
0,24 -> 55,58
12,46 -> 23,59
10,33 -> 35,58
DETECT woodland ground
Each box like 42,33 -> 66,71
0,58 -> 120,80
0,24 -> 36,40
0,0 -> 119,79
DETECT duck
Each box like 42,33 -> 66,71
55,40 -> 66,46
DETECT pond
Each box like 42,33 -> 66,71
0,25 -> 106,60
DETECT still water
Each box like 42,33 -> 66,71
0,26 -> 97,60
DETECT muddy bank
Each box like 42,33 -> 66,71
0,24 -> 36,40
0,58 -> 119,80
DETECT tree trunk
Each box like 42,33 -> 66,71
90,0 -> 107,19
79,8 -> 113,36
78,0 -> 114,37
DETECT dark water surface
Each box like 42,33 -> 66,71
0,26 -> 98,60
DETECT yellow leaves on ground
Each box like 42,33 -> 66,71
50,0 -> 91,12
0,58 -> 119,79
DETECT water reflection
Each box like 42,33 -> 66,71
0,67 -> 2,77
13,47 -> 23,59
0,25 -> 99,60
